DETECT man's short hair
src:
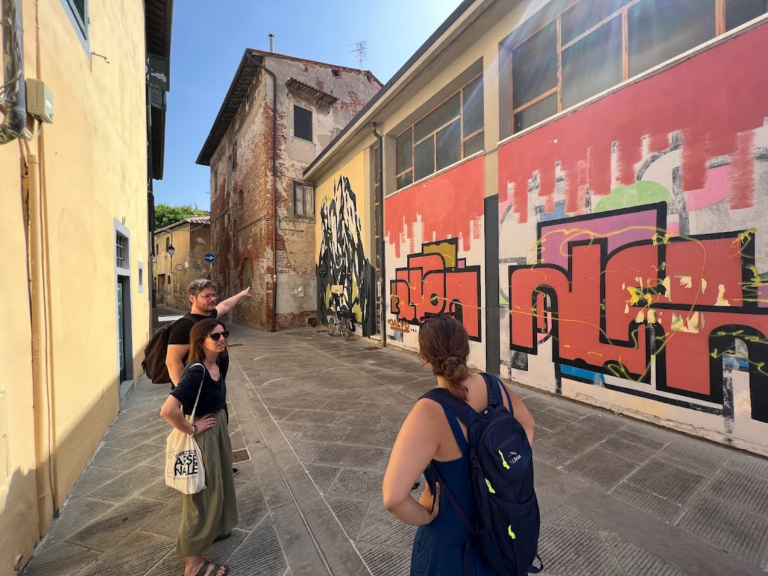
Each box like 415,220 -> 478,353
188,279 -> 217,297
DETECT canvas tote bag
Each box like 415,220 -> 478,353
165,363 -> 207,494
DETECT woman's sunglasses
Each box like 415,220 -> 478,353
418,311 -> 457,324
209,331 -> 230,341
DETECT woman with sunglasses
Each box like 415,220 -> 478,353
160,318 -> 237,576
383,313 -> 535,575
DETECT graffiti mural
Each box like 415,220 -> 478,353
509,203 -> 768,423
317,176 -> 375,336
499,24 -> 768,451
385,155 -> 485,358
391,238 -> 482,340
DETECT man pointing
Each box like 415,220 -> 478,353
166,279 -> 251,387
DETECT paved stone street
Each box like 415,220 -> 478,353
22,309 -> 768,575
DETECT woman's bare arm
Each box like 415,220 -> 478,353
382,399 -> 443,526
160,395 -> 217,436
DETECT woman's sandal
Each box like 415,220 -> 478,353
195,560 -> 228,576
213,532 -> 232,543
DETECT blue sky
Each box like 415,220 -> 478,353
154,0 -> 463,210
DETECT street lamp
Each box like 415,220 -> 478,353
168,244 -> 175,260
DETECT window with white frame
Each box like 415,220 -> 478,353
116,232 -> 128,269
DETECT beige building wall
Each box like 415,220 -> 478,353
0,0 -> 150,571
154,222 -> 212,311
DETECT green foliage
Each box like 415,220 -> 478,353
154,203 -> 209,229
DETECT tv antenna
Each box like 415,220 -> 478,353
350,41 -> 369,70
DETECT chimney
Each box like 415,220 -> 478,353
269,34 -> 274,53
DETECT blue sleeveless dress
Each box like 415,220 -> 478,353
410,407 -> 493,576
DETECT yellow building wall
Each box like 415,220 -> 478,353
153,224 -> 212,311
0,0 -> 150,571
315,150 -> 373,326
155,226 -> 191,310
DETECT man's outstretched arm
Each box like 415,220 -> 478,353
216,287 -> 252,316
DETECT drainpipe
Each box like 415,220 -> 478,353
26,150 -> 58,536
372,123 -> 386,347
245,52 -> 279,332
0,0 -> 26,144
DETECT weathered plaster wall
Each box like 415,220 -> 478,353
0,0 -> 150,569
210,54 -> 380,330
211,68 -> 270,328
500,23 -> 768,455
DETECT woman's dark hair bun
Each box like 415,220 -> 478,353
440,356 -> 470,383
418,315 -> 471,399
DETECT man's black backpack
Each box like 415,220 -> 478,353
421,373 -> 543,575
142,314 -> 195,384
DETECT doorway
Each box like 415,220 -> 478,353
115,222 -> 134,387
157,274 -> 166,304
117,280 -> 129,382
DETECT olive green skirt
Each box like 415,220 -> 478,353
176,408 -> 238,556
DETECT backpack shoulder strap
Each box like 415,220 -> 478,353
165,313 -> 197,334
479,372 -> 502,408
420,388 -> 477,428
480,372 -> 515,416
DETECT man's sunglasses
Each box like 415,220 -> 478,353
209,331 -> 230,341
418,311 -> 457,324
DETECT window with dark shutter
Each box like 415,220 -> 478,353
294,105 -> 313,141
66,0 -> 88,37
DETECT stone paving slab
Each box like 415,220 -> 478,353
611,481 -> 686,525
76,530 -> 174,576
21,542 -> 100,576
21,322 -> 768,576
66,497 -> 166,552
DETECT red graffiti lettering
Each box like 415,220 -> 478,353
390,238 -> 482,341
509,204 -> 768,422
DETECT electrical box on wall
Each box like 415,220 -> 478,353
26,79 -> 54,123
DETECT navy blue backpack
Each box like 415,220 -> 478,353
421,373 -> 543,576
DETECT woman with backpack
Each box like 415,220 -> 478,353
383,313 -> 537,576
160,318 -> 237,576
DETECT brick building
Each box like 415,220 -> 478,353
196,48 -> 381,330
